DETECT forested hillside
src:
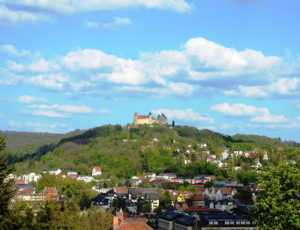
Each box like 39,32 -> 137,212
4,124 -> 298,186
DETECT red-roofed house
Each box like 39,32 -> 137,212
39,187 -> 58,201
92,166 -> 102,176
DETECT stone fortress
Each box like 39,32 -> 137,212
133,112 -> 167,126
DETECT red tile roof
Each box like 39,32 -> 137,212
114,187 -> 129,194
93,166 -> 102,172
116,221 -> 153,230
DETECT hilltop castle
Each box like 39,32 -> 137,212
133,112 -> 167,126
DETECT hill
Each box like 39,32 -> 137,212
3,124 -> 298,186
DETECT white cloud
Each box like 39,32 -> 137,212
86,17 -> 132,30
250,113 -> 286,123
30,104 -> 93,114
62,49 -> 118,71
184,37 -> 281,76
99,108 -> 111,114
211,103 -> 267,116
18,95 -> 46,104
211,102 -> 287,123
168,82 -> 194,96
297,116 -> 300,121
0,44 -> 30,57
267,78 -> 300,95
152,108 -> 214,124
224,78 -> 300,98
32,110 -> 68,118
2,37 -> 298,99
26,74 -> 69,90
0,5 -> 51,25
237,85 -> 268,98
0,0 -> 191,13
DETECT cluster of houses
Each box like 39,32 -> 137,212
13,181 -> 65,203
137,135 -> 273,171
11,166 -> 103,202
158,209 -> 256,230
93,179 -> 257,230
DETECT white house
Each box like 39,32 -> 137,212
92,166 -> 102,176
77,176 -> 98,183
234,150 -> 243,156
22,172 -> 42,183
145,173 -> 156,178
221,151 -> 229,160
48,169 -> 62,175
67,171 -> 78,176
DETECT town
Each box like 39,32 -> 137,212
1,113 -> 299,229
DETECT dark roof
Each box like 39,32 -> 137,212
14,183 -> 34,189
174,215 -> 195,226
159,211 -> 182,221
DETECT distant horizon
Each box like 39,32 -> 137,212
0,0 -> 299,142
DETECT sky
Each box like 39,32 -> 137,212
0,0 -> 299,142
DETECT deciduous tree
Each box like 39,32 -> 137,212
253,162 -> 300,229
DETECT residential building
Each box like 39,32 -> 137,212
92,166 -> 102,176
48,168 -> 62,175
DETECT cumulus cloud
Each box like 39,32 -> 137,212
184,37 -> 281,80
86,17 -> 132,30
26,74 -> 69,90
0,5 -> 51,25
30,104 -> 93,114
0,44 -> 30,57
32,110 -> 68,118
0,0 -> 191,13
18,95 -> 46,104
225,78 -> 300,98
211,102 -> 286,123
152,108 -> 214,124
1,36 -> 298,99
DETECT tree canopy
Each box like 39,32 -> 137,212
253,162 -> 300,229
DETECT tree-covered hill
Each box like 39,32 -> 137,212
3,125 -> 299,184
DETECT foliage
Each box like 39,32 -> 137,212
4,124 -> 300,185
0,136 -> 16,229
233,187 -> 253,204
252,162 -> 300,229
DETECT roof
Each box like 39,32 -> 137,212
116,221 -> 153,230
191,194 -> 204,201
159,211 -> 182,221
185,207 -> 221,212
174,215 -> 195,226
39,187 -> 57,194
93,166 -> 102,172
114,187 -> 129,194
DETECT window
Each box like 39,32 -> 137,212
236,221 -> 241,225
225,221 -> 229,225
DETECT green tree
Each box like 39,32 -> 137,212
253,162 -> 300,229
0,136 -> 15,229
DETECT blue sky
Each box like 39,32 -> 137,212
0,0 -> 299,142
